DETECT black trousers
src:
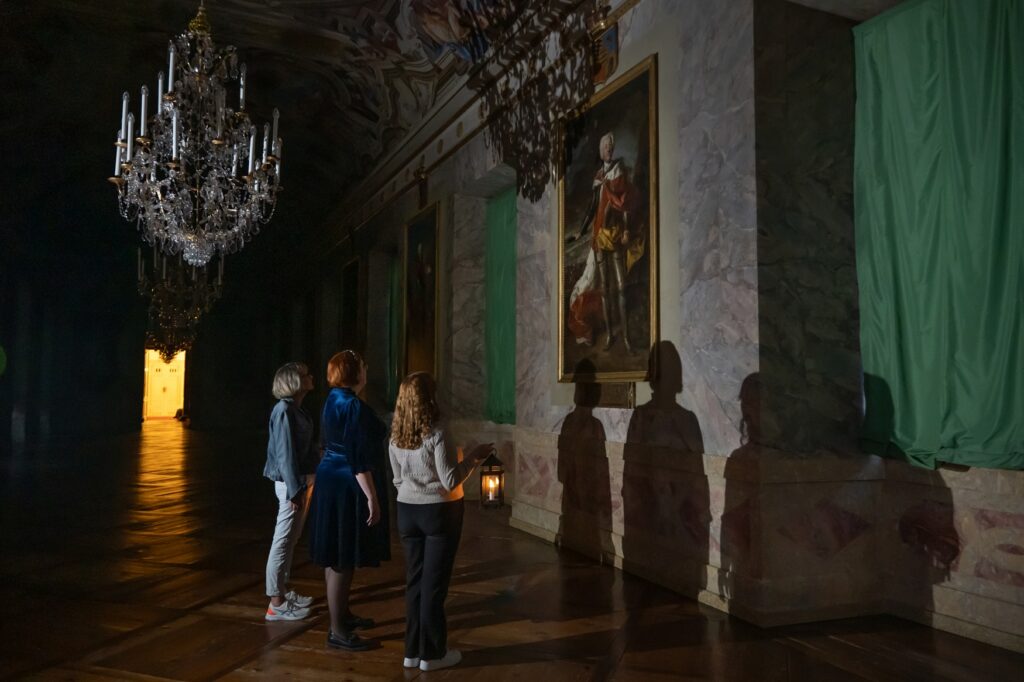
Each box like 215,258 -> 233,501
397,499 -> 464,660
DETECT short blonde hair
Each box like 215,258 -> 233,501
272,362 -> 307,399
391,372 -> 440,449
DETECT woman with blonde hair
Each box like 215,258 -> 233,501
389,372 -> 492,671
308,350 -> 390,651
262,362 -> 318,621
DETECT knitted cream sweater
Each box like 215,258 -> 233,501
388,428 -> 476,504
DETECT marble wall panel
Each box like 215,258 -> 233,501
516,190 -> 570,432
448,195 -> 487,419
453,129 -> 501,191
761,480 -> 878,579
754,0 -> 862,455
677,0 -> 761,457
513,428 -> 561,514
882,467 -> 1024,646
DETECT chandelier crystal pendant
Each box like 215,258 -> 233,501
110,1 -> 283,266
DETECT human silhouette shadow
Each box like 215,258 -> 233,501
722,374 -> 961,625
556,359 -> 614,567
863,373 -> 960,626
720,374 -> 763,607
621,341 -> 707,600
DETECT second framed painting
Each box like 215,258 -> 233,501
403,202 -> 440,377
559,55 -> 659,382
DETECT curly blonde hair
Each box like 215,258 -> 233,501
391,372 -> 440,449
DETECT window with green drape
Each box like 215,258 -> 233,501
386,255 -> 401,408
854,0 -> 1024,469
485,188 -> 517,424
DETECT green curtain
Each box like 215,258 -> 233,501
854,0 -> 1024,469
485,188 -> 517,424
386,255 -> 401,408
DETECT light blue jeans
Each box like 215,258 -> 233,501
265,475 -> 314,597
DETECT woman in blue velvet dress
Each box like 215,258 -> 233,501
308,349 -> 391,651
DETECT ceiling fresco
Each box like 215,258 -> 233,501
14,0 -> 496,183
1,0 -> 905,288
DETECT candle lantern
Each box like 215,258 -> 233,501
478,450 -> 505,508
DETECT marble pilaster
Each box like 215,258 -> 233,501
677,0 -> 760,457
448,195 -> 487,420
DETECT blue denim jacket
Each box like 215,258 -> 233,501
263,398 -> 318,500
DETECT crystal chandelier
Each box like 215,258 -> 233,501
138,247 -> 224,361
146,325 -> 197,364
110,1 -> 283,266
462,0 -> 597,201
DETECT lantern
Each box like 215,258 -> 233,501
478,450 -> 505,508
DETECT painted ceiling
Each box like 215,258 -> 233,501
1,0 -> 907,289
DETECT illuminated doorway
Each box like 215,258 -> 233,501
143,350 -> 186,419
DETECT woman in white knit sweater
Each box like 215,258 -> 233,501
388,372 -> 491,672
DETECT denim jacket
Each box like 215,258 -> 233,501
263,398 -> 318,500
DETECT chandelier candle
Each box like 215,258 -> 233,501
215,91 -> 224,140
167,43 -> 175,94
139,86 -> 149,138
239,63 -> 246,110
114,132 -> 123,177
111,1 -> 283,266
120,92 -> 129,142
271,108 -> 279,153
126,114 -> 134,160
247,126 -> 255,175
171,109 -> 179,159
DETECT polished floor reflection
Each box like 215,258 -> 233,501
1,421 -> 1020,681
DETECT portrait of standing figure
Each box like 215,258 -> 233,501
559,56 -> 658,382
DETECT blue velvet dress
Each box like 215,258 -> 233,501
309,387 -> 391,569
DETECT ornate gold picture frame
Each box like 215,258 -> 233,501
558,55 -> 659,382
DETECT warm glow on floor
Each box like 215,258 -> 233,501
143,350 -> 185,419
134,420 -> 190,517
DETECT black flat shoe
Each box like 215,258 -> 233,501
344,614 -> 375,630
327,629 -> 373,651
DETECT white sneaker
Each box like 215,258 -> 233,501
419,649 -> 461,671
403,657 -> 421,668
285,590 -> 314,608
265,600 -> 310,621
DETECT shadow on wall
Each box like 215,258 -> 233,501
720,373 -> 962,624
621,341 -> 707,598
721,374 -> 763,606
556,358 -> 614,565
864,374 -> 962,626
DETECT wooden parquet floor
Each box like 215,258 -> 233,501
0,421 -> 1020,681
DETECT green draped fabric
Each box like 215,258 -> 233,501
854,0 -> 1024,469
386,255 -> 401,407
485,188 -> 517,424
